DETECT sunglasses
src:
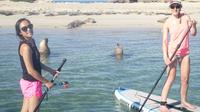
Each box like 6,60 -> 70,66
21,24 -> 33,32
170,4 -> 182,9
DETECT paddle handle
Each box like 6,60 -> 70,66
51,58 -> 67,82
57,58 -> 67,72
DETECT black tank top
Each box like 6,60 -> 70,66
18,39 -> 41,81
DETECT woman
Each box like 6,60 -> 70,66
15,18 -> 58,112
160,0 -> 197,112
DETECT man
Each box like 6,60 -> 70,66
160,0 -> 197,112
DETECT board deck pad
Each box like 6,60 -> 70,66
114,87 -> 200,112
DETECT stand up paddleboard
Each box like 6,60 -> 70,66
114,87 -> 200,112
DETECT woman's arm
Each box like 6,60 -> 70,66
41,62 -> 57,76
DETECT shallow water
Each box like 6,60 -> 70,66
0,27 -> 199,112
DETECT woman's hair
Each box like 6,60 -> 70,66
15,18 -> 31,40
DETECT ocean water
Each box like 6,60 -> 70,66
52,0 -> 107,3
0,27 -> 199,112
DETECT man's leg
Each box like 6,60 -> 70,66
180,55 -> 196,110
160,60 -> 177,112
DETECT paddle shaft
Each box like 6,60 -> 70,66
138,94 -> 183,111
139,25 -> 192,112
33,58 -> 66,112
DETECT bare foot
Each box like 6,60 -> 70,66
160,105 -> 170,112
181,101 -> 196,111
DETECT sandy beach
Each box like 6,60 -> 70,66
0,1 -> 200,29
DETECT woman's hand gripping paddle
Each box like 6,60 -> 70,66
34,58 -> 67,112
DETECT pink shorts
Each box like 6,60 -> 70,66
20,78 -> 42,99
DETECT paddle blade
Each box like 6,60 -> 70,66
61,81 -> 70,89
54,81 -> 70,89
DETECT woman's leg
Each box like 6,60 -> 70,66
29,95 -> 40,112
20,79 -> 42,112
21,98 -> 29,112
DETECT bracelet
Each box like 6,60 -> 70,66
42,78 -> 48,84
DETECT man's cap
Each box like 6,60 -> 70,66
169,0 -> 182,7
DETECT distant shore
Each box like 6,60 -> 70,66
0,1 -> 200,29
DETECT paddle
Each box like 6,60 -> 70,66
34,58 -> 67,112
138,94 -> 183,111
138,25 -> 193,112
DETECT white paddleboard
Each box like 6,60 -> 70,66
114,87 -> 200,112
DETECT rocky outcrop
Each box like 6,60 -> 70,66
34,0 -> 52,3
108,0 -> 130,3
1,1 -> 196,17
0,10 -> 14,16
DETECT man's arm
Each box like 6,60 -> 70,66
162,21 -> 170,65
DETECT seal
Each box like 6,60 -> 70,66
39,38 -> 50,63
114,43 -> 123,56
67,18 -> 96,29
114,43 -> 123,61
